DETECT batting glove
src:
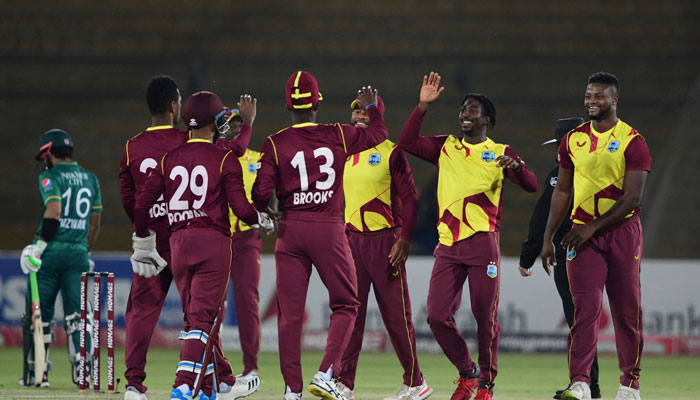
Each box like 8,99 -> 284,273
130,231 -> 167,278
20,240 -> 47,274
256,211 -> 276,235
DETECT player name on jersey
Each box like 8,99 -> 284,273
292,189 -> 334,205
168,208 -> 209,225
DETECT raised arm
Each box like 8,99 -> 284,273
342,87 -> 388,155
224,95 -> 257,157
222,151 -> 259,226
397,72 -> 446,164
388,148 -> 418,268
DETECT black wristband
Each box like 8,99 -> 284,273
41,218 -> 60,241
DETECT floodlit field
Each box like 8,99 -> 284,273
0,348 -> 698,399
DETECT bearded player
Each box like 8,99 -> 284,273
336,95 -> 431,400
541,72 -> 651,400
132,91 -> 272,400
251,71 -> 387,400
398,72 -> 538,400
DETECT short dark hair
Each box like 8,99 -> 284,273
588,72 -> 619,96
51,146 -> 73,159
146,75 -> 179,116
462,93 -> 496,128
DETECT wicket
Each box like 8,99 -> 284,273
79,272 -> 115,393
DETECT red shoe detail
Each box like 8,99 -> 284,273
473,387 -> 493,400
450,377 -> 479,400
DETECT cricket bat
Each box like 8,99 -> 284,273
29,271 -> 45,386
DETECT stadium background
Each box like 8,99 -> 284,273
0,1 -> 699,398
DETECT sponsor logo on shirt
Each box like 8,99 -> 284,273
577,141 -> 586,147
368,153 -> 381,166
248,162 -> 259,173
41,178 -> 52,190
607,140 -> 620,153
481,151 -> 495,162
487,261 -> 498,278
567,247 -> 577,261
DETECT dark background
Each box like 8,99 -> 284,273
2,0 -> 698,257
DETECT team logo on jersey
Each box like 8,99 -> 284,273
566,247 -> 577,261
481,151 -> 495,162
41,178 -> 52,190
549,177 -> 558,187
607,140 -> 620,153
248,162 -> 258,173
368,153 -> 381,166
486,262 -> 498,278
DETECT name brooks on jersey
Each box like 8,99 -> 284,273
293,189 -> 334,205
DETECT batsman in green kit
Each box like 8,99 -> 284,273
20,129 -> 102,387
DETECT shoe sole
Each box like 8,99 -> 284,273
308,384 -> 340,400
561,392 -> 588,400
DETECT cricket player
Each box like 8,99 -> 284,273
541,72 -> 651,400
119,75 -> 189,400
518,117 -> 602,399
398,72 -> 538,400
218,107 -> 264,380
337,95 -> 432,400
20,128 -> 102,387
251,71 -> 387,400
132,91 -> 272,400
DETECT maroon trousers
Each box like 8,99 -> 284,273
339,228 -> 422,389
230,229 -> 262,375
567,216 -> 644,390
124,250 -> 173,392
170,228 -> 235,394
275,211 -> 360,393
426,232 -> 501,386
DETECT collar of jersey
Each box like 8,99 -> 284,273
187,138 -> 212,143
146,125 -> 173,131
456,136 -> 492,147
291,122 -> 318,128
590,120 -> 617,137
55,160 -> 77,166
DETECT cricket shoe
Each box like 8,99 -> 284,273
473,384 -> 493,400
170,384 -> 194,399
218,375 -> 261,399
335,381 -> 354,400
125,386 -> 150,400
284,392 -> 303,400
451,366 -> 481,400
557,383 -> 601,399
561,381 -> 592,400
398,378 -> 433,400
308,373 -> 346,400
615,384 -> 641,400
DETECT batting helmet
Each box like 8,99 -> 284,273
35,129 -> 74,161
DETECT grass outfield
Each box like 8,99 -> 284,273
0,348 -> 698,399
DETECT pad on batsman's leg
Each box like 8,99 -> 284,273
29,271 -> 45,386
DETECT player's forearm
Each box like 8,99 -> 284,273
506,163 -> 538,192
87,213 -> 101,251
543,187 -> 572,243
397,107 -> 438,163
399,194 -> 418,241
229,124 -> 252,157
364,106 -> 388,147
586,194 -> 640,233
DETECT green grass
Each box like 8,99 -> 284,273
0,348 -> 698,399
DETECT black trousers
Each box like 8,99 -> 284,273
554,256 -> 600,389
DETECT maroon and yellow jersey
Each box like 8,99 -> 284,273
133,139 -> 258,238
119,125 -> 189,251
343,139 -> 418,240
252,105 -> 387,215
229,149 -> 261,233
398,106 -> 538,246
559,119 -> 652,224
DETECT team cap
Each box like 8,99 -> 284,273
350,94 -> 385,117
184,91 -> 225,129
285,71 -> 323,110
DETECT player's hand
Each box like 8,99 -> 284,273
237,94 -> 257,126
130,231 -> 168,278
353,86 -> 378,110
519,265 -> 533,277
255,211 -> 276,236
561,223 -> 595,250
418,72 -> 445,112
539,240 -> 556,276
20,240 -> 47,274
388,238 -> 410,267
496,155 -> 522,170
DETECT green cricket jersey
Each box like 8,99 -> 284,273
34,161 -> 102,252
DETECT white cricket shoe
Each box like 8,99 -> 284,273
219,375 -> 261,399
561,381 -> 592,400
125,386 -> 150,400
335,381 -> 354,400
308,373 -> 346,400
384,384 -> 410,400
615,384 -> 642,400
400,378 -> 433,400
284,391 -> 303,400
